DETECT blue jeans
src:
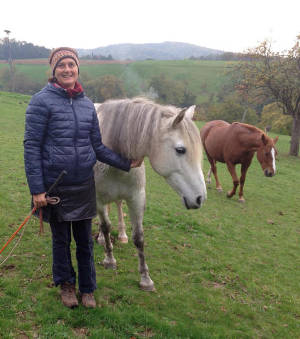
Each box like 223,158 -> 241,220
49,217 -> 96,293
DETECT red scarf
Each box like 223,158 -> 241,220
53,81 -> 83,98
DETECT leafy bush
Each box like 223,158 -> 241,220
82,74 -> 126,102
259,103 -> 292,135
206,97 -> 258,124
0,66 -> 43,94
149,74 -> 196,107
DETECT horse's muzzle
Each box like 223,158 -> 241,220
264,169 -> 274,177
183,195 -> 203,209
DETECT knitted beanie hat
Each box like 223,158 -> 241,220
49,47 -> 79,75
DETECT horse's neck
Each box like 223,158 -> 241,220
239,128 -> 262,151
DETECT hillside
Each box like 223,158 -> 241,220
0,59 -> 230,104
77,41 -> 224,60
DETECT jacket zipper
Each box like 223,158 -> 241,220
70,97 -> 79,177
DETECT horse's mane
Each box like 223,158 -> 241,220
232,122 -> 269,139
231,122 -> 276,149
97,97 -> 201,159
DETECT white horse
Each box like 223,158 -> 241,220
94,98 -> 207,291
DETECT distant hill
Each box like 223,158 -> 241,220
77,41 -> 224,60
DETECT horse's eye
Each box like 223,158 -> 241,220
175,147 -> 186,154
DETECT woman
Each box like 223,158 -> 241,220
24,47 -> 142,309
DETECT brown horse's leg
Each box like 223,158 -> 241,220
208,157 -> 222,192
238,163 -> 251,203
226,162 -> 239,198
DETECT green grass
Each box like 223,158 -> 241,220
130,60 -> 229,102
0,91 -> 299,338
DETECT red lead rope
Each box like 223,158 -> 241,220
0,170 -> 66,260
0,196 -> 60,255
0,207 -> 37,255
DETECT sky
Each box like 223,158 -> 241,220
1,0 -> 299,54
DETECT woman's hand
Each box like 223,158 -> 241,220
33,193 -> 47,208
130,158 -> 144,168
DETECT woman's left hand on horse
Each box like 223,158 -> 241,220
130,158 -> 144,168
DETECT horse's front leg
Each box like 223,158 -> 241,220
96,203 -> 117,269
238,162 -> 251,203
96,204 -> 109,246
126,192 -> 155,292
226,162 -> 239,198
116,200 -> 128,243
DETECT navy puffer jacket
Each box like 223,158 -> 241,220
24,83 -> 131,195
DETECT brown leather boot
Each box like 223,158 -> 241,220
60,282 -> 78,308
81,293 -> 96,308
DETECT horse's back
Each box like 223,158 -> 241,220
200,120 -> 229,140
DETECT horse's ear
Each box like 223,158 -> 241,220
261,133 -> 268,145
94,103 -> 102,112
273,136 -> 279,144
172,108 -> 186,128
184,105 -> 196,120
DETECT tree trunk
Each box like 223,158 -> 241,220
289,116 -> 300,156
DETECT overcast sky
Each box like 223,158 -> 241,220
1,0 -> 299,53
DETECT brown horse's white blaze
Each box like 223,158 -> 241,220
94,98 -> 206,292
256,135 -> 278,177
200,120 -> 278,202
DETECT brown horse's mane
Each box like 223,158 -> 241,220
232,122 -> 265,136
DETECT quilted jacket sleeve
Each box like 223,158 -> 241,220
24,94 -> 49,195
90,109 -> 131,172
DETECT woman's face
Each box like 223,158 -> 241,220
54,58 -> 78,88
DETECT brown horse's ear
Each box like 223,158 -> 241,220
172,108 -> 186,128
261,133 -> 268,145
273,136 -> 279,144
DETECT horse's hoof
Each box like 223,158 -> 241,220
139,281 -> 156,292
103,259 -> 117,270
217,188 -> 223,192
118,236 -> 128,244
226,192 -> 234,198
238,198 -> 245,203
96,236 -> 105,246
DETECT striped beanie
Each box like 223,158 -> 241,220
49,47 -> 79,75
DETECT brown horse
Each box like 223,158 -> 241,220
200,120 -> 278,202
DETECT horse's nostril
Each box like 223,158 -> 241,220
265,170 -> 273,177
196,196 -> 202,206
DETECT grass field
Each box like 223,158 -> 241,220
0,91 -> 299,338
0,59 -> 230,104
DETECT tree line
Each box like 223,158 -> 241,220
0,39 -> 50,59
190,52 -> 256,61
